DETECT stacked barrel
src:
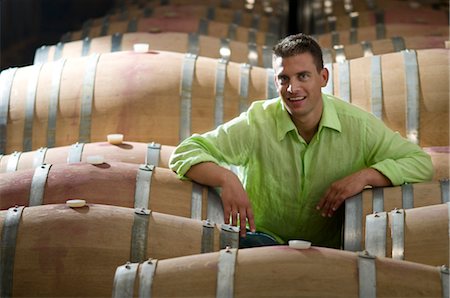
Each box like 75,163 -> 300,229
0,0 -> 449,297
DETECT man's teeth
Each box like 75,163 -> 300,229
289,96 -> 306,101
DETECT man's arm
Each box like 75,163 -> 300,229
185,162 -> 256,237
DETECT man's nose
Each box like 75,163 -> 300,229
287,79 -> 301,93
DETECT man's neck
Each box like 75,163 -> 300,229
291,107 -> 323,144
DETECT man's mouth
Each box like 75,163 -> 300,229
288,96 -> 306,102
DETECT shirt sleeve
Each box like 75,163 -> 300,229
169,110 -> 255,179
364,113 -> 434,186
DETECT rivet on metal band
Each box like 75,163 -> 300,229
6,151 -> 21,172
111,33 -> 123,52
219,224 -> 239,249
333,45 -> 346,63
365,212 -> 387,257
191,182 -> 204,220
146,142 -> 161,166
401,183 -> 414,209
33,146 -> 48,168
201,219 -> 215,253
179,53 -> 197,141
219,38 -> 231,62
323,62 -> 334,95
440,265 -> 449,298
138,259 -> 158,298
357,251 -> 377,298
239,63 -> 251,113
131,208 -> 151,263
0,206 -> 25,298
23,63 -> 44,152
262,46 -> 272,68
372,187 -> 384,212
217,247 -> 238,298
198,18 -> 209,35
402,50 -> 420,144
390,208 -> 405,260
361,41 -> 374,57
34,46 -> 49,65
83,37 -> 92,56
344,193 -> 363,251
81,19 -> 92,39
100,16 -> 110,36
232,10 -> 242,26
112,262 -> 139,298
134,164 -> 154,209
247,43 -> 258,67
391,36 -> 406,52
0,67 -> 18,154
349,28 -> 358,44
207,187 -> 225,224
337,60 -> 350,102
67,142 -> 84,163
350,12 -> 359,29
266,68 -> 277,99
188,33 -> 200,56
79,53 -> 100,143
127,18 -> 138,32
227,23 -> 237,40
29,163 -> 52,206
47,58 -> 66,148
53,42 -> 65,61
331,31 -> 340,47
206,7 -> 215,20
370,55 -> 383,120
214,58 -> 228,128
441,179 -> 449,203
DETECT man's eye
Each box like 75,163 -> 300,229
278,77 -> 288,84
299,73 -> 310,80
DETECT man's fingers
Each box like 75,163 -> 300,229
231,208 -> 238,226
223,206 -> 231,225
247,208 -> 256,232
239,208 -> 247,237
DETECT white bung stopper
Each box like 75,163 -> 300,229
66,199 -> 86,208
288,240 -> 311,249
107,133 -> 123,144
133,43 -> 150,53
86,155 -> 104,165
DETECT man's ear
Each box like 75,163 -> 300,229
320,67 -> 329,88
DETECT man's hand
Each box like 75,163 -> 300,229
316,168 -> 391,217
221,171 -> 256,237
185,162 -> 256,237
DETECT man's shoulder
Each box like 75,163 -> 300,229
324,93 -> 374,121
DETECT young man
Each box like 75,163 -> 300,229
169,33 -> 433,248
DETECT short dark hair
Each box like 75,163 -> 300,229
273,33 -> 324,72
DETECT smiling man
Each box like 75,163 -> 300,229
169,33 -> 433,248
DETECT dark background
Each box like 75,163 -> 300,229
0,0 -> 302,71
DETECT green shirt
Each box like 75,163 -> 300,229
169,94 -> 433,248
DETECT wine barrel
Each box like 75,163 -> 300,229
322,35 -> 448,63
83,4 -> 280,34
61,15 -> 277,47
323,48 -> 449,147
0,50 -> 277,154
363,203 -> 449,266
113,246 -> 448,297
315,7 -> 448,33
0,141 -> 174,172
34,32 -> 273,68
314,23 -> 449,48
0,204 -> 239,297
344,180 -> 449,253
0,162 -> 224,224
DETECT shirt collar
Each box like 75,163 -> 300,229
275,94 -> 342,141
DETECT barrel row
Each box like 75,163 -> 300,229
82,4 -> 281,35
0,161 -> 224,224
34,32 -> 273,67
113,246 -> 449,298
0,50 -> 277,154
0,204 -> 239,297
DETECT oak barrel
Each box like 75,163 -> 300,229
0,204 -> 238,297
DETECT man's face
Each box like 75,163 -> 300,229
273,52 -> 328,120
